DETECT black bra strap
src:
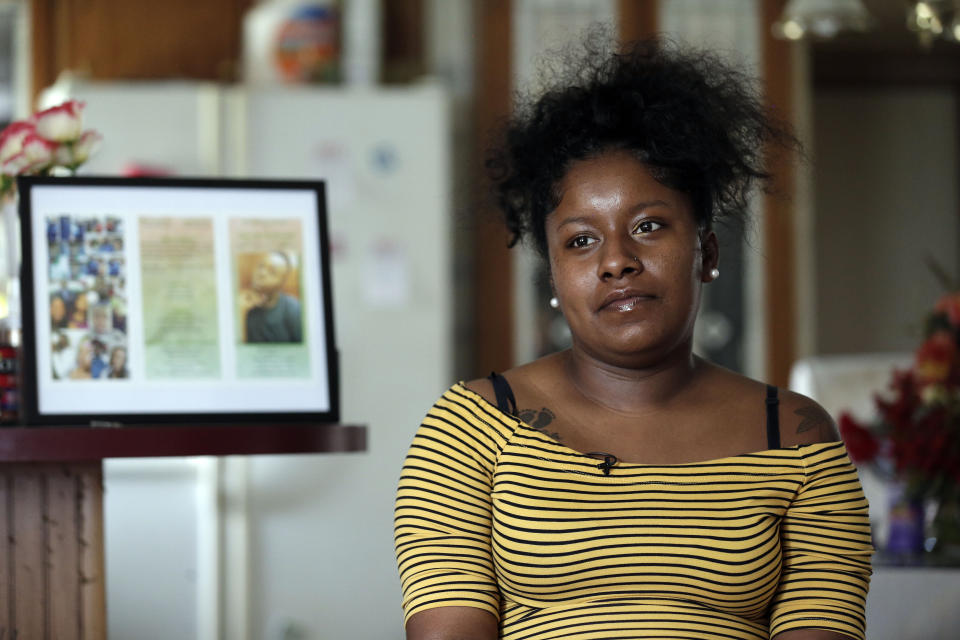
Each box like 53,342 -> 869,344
487,372 -> 517,416
765,385 -> 781,449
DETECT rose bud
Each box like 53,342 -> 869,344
54,142 -> 74,167
921,383 -> 950,405
1,151 -> 31,176
72,130 -> 102,165
21,132 -> 58,170
935,293 -> 960,328
915,330 -> 957,387
34,100 -> 85,142
0,120 -> 36,164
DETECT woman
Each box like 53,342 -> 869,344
68,292 -> 90,329
107,345 -> 129,379
50,293 -> 69,330
68,337 -> 95,380
395,39 -> 873,640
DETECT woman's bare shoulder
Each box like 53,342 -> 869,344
463,353 -> 567,407
775,388 -> 841,447
462,376 -> 496,405
696,362 -> 839,448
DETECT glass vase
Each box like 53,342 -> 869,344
884,481 -> 926,563
928,497 -> 960,565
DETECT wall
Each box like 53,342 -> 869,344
813,87 -> 959,354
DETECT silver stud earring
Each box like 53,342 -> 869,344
549,296 -> 559,309
709,267 -> 720,280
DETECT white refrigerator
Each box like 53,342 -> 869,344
52,80 -> 452,640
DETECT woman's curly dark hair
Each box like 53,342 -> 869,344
486,36 -> 799,258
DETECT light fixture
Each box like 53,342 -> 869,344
907,1 -> 960,48
772,0 -> 873,40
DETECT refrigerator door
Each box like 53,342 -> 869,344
225,84 -> 452,638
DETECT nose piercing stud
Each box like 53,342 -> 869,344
549,297 -> 560,309
709,268 -> 720,280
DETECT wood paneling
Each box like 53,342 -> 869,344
0,473 -> 11,633
618,0 -> 659,43
30,0 -> 57,109
382,0 -> 425,83
760,0 -> 796,387
31,0 -> 254,103
472,0 -> 514,377
80,467 -> 105,640
46,467 -> 81,640
0,462 -> 105,640
11,467 -> 43,638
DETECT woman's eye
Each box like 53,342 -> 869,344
568,235 -> 596,248
633,220 -> 664,234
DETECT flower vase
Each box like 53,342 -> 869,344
928,497 -> 960,564
884,482 -> 925,562
0,194 -> 18,333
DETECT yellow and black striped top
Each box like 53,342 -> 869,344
395,383 -> 874,640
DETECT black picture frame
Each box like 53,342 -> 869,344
17,175 -> 339,426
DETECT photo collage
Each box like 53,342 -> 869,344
47,215 -> 128,380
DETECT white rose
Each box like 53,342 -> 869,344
34,100 -> 85,142
21,132 -> 58,171
0,120 -> 36,164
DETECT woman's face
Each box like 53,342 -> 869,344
76,341 -> 94,370
545,150 -> 717,369
111,348 -> 126,369
50,296 -> 66,322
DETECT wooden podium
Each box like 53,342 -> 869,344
0,423 -> 366,640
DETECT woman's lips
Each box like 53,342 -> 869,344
599,291 -> 657,311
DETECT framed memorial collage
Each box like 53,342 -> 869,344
17,176 -> 338,425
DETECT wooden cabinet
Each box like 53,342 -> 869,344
1,462 -> 105,640
31,0 -> 254,97
0,423 -> 366,639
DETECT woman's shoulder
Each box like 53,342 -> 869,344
775,387 -> 841,448
705,362 -> 840,449
462,353 -> 565,408
462,377 -> 496,406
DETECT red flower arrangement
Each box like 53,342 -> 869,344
0,100 -> 101,199
840,292 -> 960,502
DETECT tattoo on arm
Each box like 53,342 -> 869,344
517,407 -> 562,442
794,406 -> 827,433
794,405 -> 835,442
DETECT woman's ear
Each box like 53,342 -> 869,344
700,230 -> 719,283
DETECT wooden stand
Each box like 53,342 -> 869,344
0,423 -> 366,640
1,461 -> 105,640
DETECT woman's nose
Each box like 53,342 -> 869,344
598,237 -> 642,280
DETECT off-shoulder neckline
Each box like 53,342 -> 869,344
451,381 -> 846,469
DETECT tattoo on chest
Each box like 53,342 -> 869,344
518,407 -> 562,441
794,406 -> 827,436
